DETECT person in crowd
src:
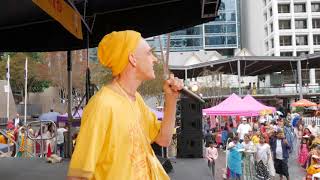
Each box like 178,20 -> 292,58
204,130 -> 214,147
24,129 -> 35,158
13,114 -> 21,128
308,120 -> 319,136
56,124 -> 68,157
283,120 -> 294,153
252,130 -> 261,145
227,136 -> 243,180
16,126 -> 26,157
304,128 -> 312,137
306,145 -> 320,179
221,126 -> 229,149
298,136 -> 309,167
270,130 -> 290,180
242,134 -> 255,180
237,117 -> 252,143
255,135 -> 272,180
205,141 -> 218,180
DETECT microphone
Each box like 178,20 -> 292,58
180,87 -> 205,103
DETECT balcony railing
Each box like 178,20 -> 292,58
199,85 -> 320,98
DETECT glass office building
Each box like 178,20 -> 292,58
147,0 -> 240,54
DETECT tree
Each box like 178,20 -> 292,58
0,53 -> 50,103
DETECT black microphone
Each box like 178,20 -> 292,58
180,87 -> 205,103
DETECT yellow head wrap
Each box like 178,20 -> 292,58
97,30 -> 141,76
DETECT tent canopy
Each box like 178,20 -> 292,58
203,94 -> 276,116
203,93 -> 258,116
0,0 -> 219,52
57,109 -> 83,122
242,95 -> 276,114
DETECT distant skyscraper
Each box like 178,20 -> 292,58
147,0 -> 240,56
242,0 -> 320,56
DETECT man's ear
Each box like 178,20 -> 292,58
128,54 -> 137,67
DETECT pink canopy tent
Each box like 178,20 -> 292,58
242,95 -> 276,114
203,93 -> 258,116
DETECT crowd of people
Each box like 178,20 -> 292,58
204,112 -> 320,180
0,113 -> 68,158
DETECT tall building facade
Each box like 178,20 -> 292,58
147,0 -> 240,56
242,0 -> 320,56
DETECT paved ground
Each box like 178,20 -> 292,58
169,147 -> 306,180
0,148 -> 307,180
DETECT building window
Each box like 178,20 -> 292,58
278,4 -> 290,13
265,42 -> 269,51
270,23 -> 273,32
312,3 -> 320,12
279,20 -> 291,29
280,36 -> 292,46
314,35 -> 320,45
264,0 -> 267,6
296,51 -> 308,56
296,35 -> 308,45
205,36 -> 226,45
227,36 -> 237,45
264,13 -> 267,21
313,19 -> 320,29
280,52 -> 293,56
271,38 -> 274,48
269,8 -> 273,17
294,3 -> 306,13
295,19 -> 307,29
264,27 -> 268,36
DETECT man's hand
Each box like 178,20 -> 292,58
163,73 -> 183,99
283,139 -> 288,145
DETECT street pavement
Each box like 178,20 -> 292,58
169,147 -> 306,180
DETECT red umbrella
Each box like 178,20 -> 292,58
291,99 -> 317,107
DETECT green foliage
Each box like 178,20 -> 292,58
0,53 -> 50,96
292,106 -> 304,113
30,80 -> 50,92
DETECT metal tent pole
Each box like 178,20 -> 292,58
67,51 -> 73,158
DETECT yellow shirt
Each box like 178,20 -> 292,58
251,135 -> 260,145
68,86 -> 168,180
0,135 -> 6,144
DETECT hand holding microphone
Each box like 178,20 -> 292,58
163,73 -> 205,103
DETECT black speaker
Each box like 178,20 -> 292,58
177,96 -> 204,158
180,97 -> 203,132
177,133 -> 203,158
156,156 -> 173,173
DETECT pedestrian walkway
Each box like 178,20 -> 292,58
169,148 -> 305,180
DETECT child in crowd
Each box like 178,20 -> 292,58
298,137 -> 309,167
205,141 -> 218,180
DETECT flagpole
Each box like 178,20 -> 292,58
24,57 -> 28,125
6,55 -> 10,123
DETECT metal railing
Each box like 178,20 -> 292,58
26,120 -> 57,157
200,85 -> 320,98
303,117 -> 320,127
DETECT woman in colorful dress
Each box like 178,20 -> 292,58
298,137 -> 309,167
306,145 -> 320,180
227,136 -> 243,180
255,135 -> 271,180
241,134 -> 255,180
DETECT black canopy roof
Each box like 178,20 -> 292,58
0,0 -> 219,52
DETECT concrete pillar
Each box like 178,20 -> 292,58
237,60 -> 241,95
297,60 -> 303,99
310,68 -> 316,85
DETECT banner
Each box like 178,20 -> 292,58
33,0 -> 83,39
